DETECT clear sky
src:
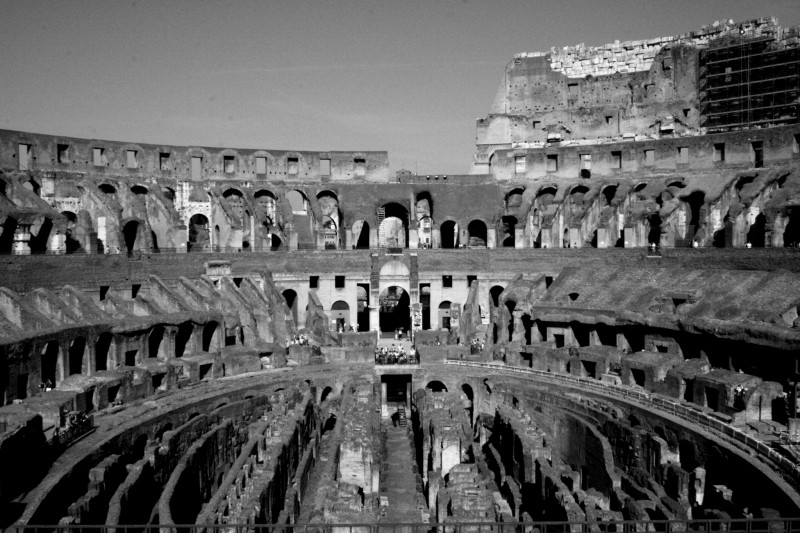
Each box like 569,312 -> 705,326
1,0 -> 798,175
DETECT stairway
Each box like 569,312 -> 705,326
396,403 -> 407,426
381,423 -> 422,523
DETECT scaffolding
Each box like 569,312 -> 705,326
699,34 -> 800,131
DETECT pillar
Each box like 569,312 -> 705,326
406,380 -> 412,412
381,381 -> 388,418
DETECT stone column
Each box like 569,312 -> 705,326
13,225 -> 31,255
406,381 -> 412,412
381,381 -> 388,418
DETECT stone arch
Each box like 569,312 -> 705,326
286,190 -> 308,215
569,184 -> 590,197
175,322 -> 194,358
0,216 -> 17,253
122,219 -> 142,254
22,177 -> 41,196
148,325 -> 166,360
99,183 -> 117,195
536,185 -> 558,200
202,321 -> 219,352
426,380 -> 447,392
648,213 -> 662,246
467,219 -> 487,247
330,300 -> 350,330
222,188 -> 245,222
130,184 -> 149,195
416,191 -> 433,220
352,220 -> 370,249
95,332 -> 113,372
316,189 -> 338,202
601,185 -> 618,206
28,217 -> 53,254
440,220 -> 459,248
438,300 -> 453,330
62,211 -> 83,253
68,336 -> 86,376
500,216 -> 517,247
490,285 -> 504,307
783,208 -> 800,247
747,211 -> 767,247
322,216 -> 338,249
269,233 -> 283,249
41,341 -> 59,386
379,285 -> 410,334
254,189 -> 277,227
379,202 -> 409,248
379,260 -> 410,278
283,289 -> 298,324
505,187 -> 525,209
321,386 -> 333,403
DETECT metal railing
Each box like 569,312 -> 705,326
445,360 -> 800,484
11,517 -> 800,533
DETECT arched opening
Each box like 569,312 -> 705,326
29,217 -> 53,254
254,190 -> 277,228
99,183 -> 116,195
322,216 -> 338,249
282,289 -> 298,325
122,220 -> 140,254
416,191 -> 433,218
148,325 -> 166,359
0,216 -> 17,254
188,214 -> 210,252
747,212 -> 767,247
426,380 -> 448,392
41,341 -> 59,386
62,211 -> 82,253
505,188 -> 524,209
214,225 -> 220,249
500,216 -> 517,247
95,332 -> 112,372
175,322 -> 193,358
490,285 -> 504,308
440,220 -> 459,249
353,220 -> 370,249
68,337 -> 86,376
601,185 -> 618,206
505,300 -> 516,341
379,203 -> 409,248
379,286 -> 410,335
330,300 -> 350,331
681,190 -> 705,243
462,383 -> 474,425
783,208 -> 800,247
321,386 -> 333,403
667,180 -> 687,190
438,300 -> 453,330
647,214 -> 662,246
242,209 -> 251,250
270,233 -> 282,249
357,285 -> 370,332
467,220 -> 487,247
286,190 -> 308,215
22,178 -> 41,196
202,321 -> 219,352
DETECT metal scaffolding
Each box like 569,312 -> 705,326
699,33 -> 800,131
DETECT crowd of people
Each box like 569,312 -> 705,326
288,333 -> 310,346
337,323 -> 359,333
469,337 -> 485,354
375,344 -> 418,365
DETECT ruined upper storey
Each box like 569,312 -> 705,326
473,17 -> 800,177
0,129 -> 391,183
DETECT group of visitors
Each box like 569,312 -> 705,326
375,344 -> 417,365
39,379 -> 54,392
470,337 -> 485,354
288,333 -> 310,346
394,327 -> 406,340
337,323 -> 359,333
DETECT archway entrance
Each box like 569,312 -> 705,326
330,300 -> 350,331
438,301 -> 453,330
378,203 -> 408,248
440,220 -> 458,248
467,220 -> 487,247
379,286 -> 410,336
282,289 -> 298,325
122,220 -> 140,254
188,214 -> 210,252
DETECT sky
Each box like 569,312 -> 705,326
0,1 -> 798,175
